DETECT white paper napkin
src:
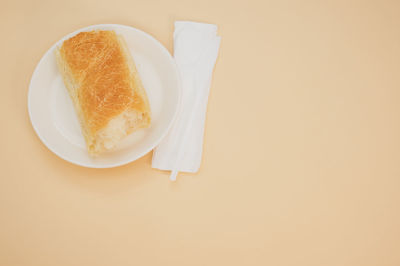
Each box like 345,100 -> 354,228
152,21 -> 221,180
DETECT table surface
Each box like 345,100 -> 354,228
1,0 -> 400,265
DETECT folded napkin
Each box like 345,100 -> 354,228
152,21 -> 221,180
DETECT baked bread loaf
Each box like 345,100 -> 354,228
55,30 -> 151,156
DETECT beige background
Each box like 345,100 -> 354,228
1,0 -> 400,265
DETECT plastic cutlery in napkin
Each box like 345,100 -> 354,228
152,21 -> 221,180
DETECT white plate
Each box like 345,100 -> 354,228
28,24 -> 181,168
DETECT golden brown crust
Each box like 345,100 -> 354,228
117,35 -> 151,129
56,30 -> 151,155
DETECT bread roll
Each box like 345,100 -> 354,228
55,30 -> 151,156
